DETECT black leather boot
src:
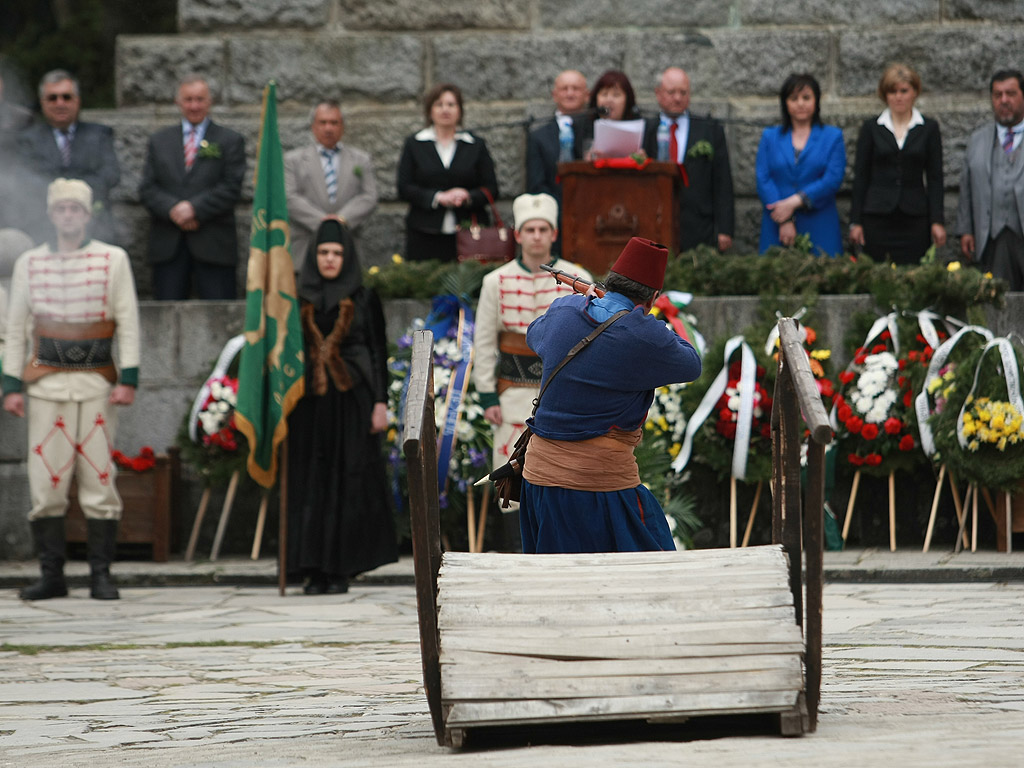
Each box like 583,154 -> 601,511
86,519 -> 120,600
20,517 -> 68,600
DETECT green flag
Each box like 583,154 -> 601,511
235,81 -> 305,488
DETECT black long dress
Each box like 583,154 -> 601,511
286,286 -> 397,581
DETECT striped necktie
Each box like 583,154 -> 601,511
58,130 -> 72,167
321,147 -> 338,203
1004,128 -> 1017,156
184,127 -> 198,170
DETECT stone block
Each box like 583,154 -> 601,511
0,464 -> 32,560
226,34 -> 424,105
838,25 -> 1024,97
740,0 -> 939,25
947,1 -> 1024,22
539,0 -> 730,28
117,385 -> 193,455
179,0 -> 330,32
173,302 -> 247,381
432,33 -> 630,101
627,29 -> 834,99
0,412 -> 27,461
359,206 -> 406,269
338,0 -> 527,30
116,37 -> 228,107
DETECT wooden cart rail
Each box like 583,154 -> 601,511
403,319 -> 829,747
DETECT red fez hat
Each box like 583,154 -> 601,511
609,237 -> 668,291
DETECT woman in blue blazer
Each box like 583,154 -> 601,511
756,73 -> 846,256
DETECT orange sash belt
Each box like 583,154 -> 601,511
522,428 -> 642,491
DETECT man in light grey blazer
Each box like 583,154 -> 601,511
284,100 -> 378,270
956,69 -> 1024,290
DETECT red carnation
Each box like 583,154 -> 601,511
839,371 -> 856,385
903,391 -> 913,408
861,423 -> 880,440
865,453 -> 883,466
871,343 -> 886,354
897,375 -> 907,388
848,453 -> 865,466
854,353 -> 867,365
838,404 -> 853,422
898,359 -> 907,370
818,379 -> 835,397
899,435 -> 915,452
719,407 -> 734,422
845,416 -> 864,434
880,330 -> 891,340
884,417 -> 903,435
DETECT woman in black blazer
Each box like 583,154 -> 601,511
397,83 -> 499,262
850,63 -> 946,264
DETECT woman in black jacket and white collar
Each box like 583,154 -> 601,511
850,63 -> 946,264
397,83 -> 499,262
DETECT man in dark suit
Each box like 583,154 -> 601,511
139,75 -> 246,300
17,69 -> 120,244
525,70 -> 589,254
643,67 -> 734,253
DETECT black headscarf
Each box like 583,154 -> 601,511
298,218 -> 362,312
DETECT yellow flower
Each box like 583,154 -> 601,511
991,414 -> 1006,431
392,253 -> 404,264
669,443 -> 681,458
962,421 -> 976,437
984,272 -> 993,279
658,416 -> 669,431
947,262 -> 962,272
810,349 -> 831,360
997,436 -> 1008,451
387,427 -> 397,442
927,376 -> 943,394
368,265 -> 380,275
645,419 -> 655,430
968,439 -> 980,451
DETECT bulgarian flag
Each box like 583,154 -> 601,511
235,81 -> 305,488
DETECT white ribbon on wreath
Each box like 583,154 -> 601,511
915,323 -> 993,456
672,335 -> 757,480
829,311 -> 900,431
956,337 -> 1024,449
188,334 -> 247,444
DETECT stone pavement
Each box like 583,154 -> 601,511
0,555 -> 1022,767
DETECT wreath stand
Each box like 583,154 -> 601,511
732,477 -> 766,548
922,465 -> 970,552
841,470 -> 898,551
184,472 -> 270,562
465,484 -> 491,554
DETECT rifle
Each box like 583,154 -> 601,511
539,263 -> 606,297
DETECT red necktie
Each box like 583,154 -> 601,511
184,128 -> 197,170
669,121 -> 679,165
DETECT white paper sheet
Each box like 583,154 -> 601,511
592,119 -> 645,157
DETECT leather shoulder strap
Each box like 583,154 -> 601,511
531,308 -> 629,415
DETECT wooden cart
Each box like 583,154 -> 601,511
403,319 -> 829,748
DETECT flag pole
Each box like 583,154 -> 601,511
278,443 -> 288,596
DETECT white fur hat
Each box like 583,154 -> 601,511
47,178 -> 93,212
512,193 -> 558,231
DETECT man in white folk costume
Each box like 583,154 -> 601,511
2,178 -> 140,600
471,193 -> 591,548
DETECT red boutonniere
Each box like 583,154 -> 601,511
112,446 -> 156,472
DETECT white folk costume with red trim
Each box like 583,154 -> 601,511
3,240 -> 140,521
472,257 -> 592,489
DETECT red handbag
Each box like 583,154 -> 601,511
456,187 -> 515,263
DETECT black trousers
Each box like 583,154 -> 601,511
152,239 -> 237,300
981,227 -> 1024,291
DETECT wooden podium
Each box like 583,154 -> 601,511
559,160 -> 679,276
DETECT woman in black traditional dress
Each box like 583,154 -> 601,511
287,218 -> 397,594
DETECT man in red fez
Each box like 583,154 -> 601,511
520,237 -> 701,553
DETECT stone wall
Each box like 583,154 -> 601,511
71,0 -> 1024,294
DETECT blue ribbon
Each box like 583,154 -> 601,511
434,297 -> 475,493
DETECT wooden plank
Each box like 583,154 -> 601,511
441,666 -> 802,701
444,689 -> 801,728
437,582 -> 794,604
437,567 -> 792,586
439,545 -> 788,570
438,602 -> 797,628
440,651 -> 801,679
441,617 -> 802,643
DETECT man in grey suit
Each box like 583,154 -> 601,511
956,69 -> 1024,290
284,100 -> 378,271
139,75 -> 246,300
17,70 -> 120,244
